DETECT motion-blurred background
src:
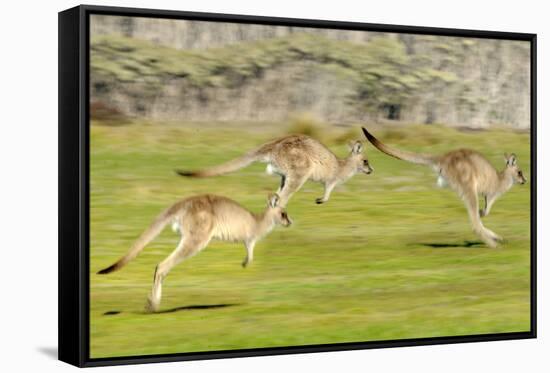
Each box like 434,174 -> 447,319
90,15 -> 530,128
89,15 -> 531,359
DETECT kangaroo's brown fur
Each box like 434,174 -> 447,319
176,134 -> 373,206
362,127 -> 527,248
97,193 -> 292,312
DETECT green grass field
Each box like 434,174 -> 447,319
89,121 -> 531,358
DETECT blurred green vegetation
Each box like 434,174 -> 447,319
90,121 -> 531,358
91,33 -> 475,114
91,28 -> 530,126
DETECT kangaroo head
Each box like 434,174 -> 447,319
504,153 -> 527,185
347,140 -> 373,175
266,194 -> 292,227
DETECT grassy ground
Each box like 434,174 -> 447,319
89,120 -> 531,358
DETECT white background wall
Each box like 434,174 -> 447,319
0,0 -> 547,371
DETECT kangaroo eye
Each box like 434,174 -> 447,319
518,171 -> 523,177
363,160 -> 369,165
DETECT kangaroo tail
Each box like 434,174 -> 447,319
361,127 -> 436,166
97,208 -> 176,274
175,148 -> 263,178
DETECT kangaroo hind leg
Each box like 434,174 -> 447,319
277,172 -> 309,207
480,194 -> 498,218
146,229 -> 212,313
277,174 -> 286,194
266,163 -> 287,194
462,190 -> 500,248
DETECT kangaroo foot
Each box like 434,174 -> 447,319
486,239 -> 498,248
145,297 -> 159,313
485,228 -> 503,243
481,235 -> 499,248
493,234 -> 504,243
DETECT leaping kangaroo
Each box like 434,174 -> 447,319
362,127 -> 526,248
97,193 -> 292,312
176,134 -> 373,207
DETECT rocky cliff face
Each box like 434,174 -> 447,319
90,15 -> 531,128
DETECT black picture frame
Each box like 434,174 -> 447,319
58,4 -> 537,368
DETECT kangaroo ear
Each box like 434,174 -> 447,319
505,153 -> 517,166
350,140 -> 363,154
268,193 -> 280,208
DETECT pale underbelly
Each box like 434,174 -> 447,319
437,174 -> 448,188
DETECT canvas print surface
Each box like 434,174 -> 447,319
89,14 -> 532,358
